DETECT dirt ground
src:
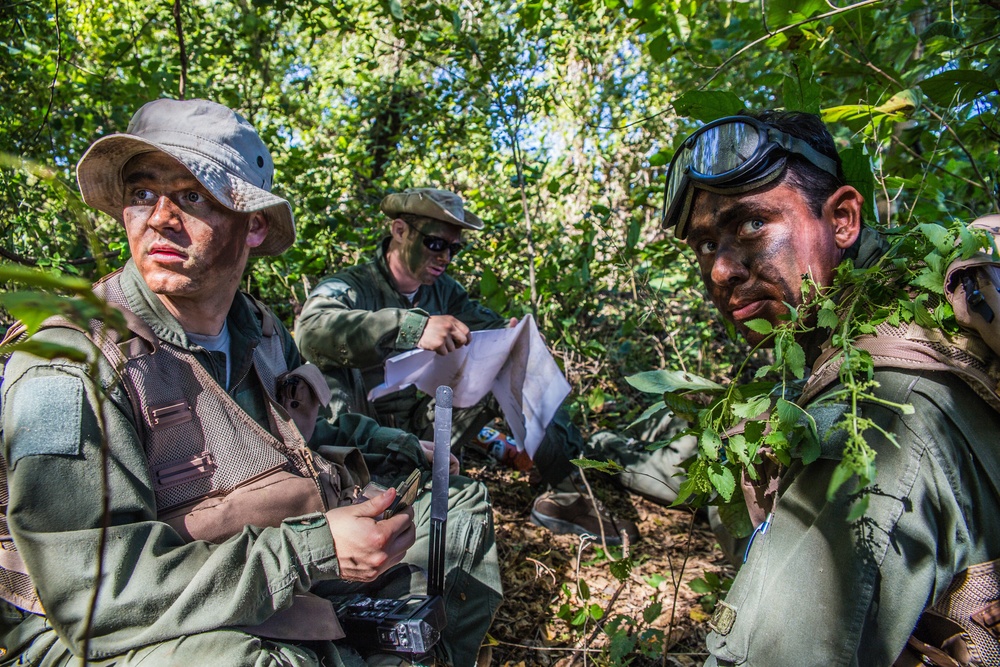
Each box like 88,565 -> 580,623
466,451 -> 734,666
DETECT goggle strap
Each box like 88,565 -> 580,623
768,129 -> 839,178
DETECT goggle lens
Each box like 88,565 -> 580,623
665,120 -> 765,212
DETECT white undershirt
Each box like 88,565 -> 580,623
187,320 -> 232,389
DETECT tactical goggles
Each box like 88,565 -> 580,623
662,116 -> 840,239
403,219 -> 466,257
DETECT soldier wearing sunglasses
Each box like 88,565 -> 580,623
297,188 -> 640,546
665,111 -> 1000,667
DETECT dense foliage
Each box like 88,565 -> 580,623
3,0 -> 998,661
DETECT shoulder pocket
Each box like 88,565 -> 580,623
7,376 -> 83,465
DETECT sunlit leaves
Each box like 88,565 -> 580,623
670,91 -> 745,123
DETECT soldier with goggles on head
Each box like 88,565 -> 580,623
660,111 -> 1000,667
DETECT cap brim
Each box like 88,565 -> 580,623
77,134 -> 295,257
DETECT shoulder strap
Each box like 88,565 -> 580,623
801,320 -> 1000,414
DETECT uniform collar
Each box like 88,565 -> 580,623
119,259 -> 263,351
375,237 -> 424,306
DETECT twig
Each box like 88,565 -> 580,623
664,510 -> 698,661
28,0 -> 62,146
526,556 -> 557,585
703,0 -> 886,87
173,0 -> 188,99
835,46 -> 998,211
891,135 -> 982,189
0,245 -> 118,267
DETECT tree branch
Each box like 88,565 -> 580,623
703,0 -> 886,87
28,0 -> 62,146
173,0 -> 188,99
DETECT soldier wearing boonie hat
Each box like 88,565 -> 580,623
77,97 -> 295,257
0,98 -> 463,667
297,186 -> 641,552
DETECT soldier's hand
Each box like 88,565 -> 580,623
418,315 -> 470,355
325,488 -> 416,582
419,439 -> 460,475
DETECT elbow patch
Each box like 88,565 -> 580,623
6,376 -> 84,465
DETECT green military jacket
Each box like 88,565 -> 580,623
0,260 -> 419,660
296,239 -> 506,427
704,230 -> 1000,666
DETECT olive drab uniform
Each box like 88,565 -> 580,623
704,224 -> 1000,667
0,260 -> 497,667
296,238 -> 584,487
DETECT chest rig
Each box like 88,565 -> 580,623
0,269 -> 362,640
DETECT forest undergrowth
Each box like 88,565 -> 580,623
467,448 -> 730,667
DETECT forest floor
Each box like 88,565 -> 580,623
466,450 -> 734,667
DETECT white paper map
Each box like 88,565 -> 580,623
367,315 -> 570,458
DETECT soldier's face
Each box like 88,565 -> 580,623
121,152 -> 266,301
684,181 -> 860,348
400,219 -> 464,286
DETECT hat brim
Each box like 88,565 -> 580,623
381,192 -> 484,231
77,134 -> 295,257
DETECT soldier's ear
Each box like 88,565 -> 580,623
245,212 -> 269,249
390,218 -> 407,242
825,185 -> 863,250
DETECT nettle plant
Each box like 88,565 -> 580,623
626,217 -> 996,535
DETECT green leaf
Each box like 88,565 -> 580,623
783,55 -> 820,115
625,370 -> 724,394
911,293 -> 937,329
775,398 -> 801,428
662,393 -> 703,422
917,223 -> 952,255
744,319 -> 773,335
671,91 -> 745,123
827,460 -> 855,500
0,337 -> 88,363
784,341 -> 806,379
707,463 -> 736,501
920,68 -> 997,106
717,498 -> 754,539
643,601 -> 663,624
699,429 -> 723,460
578,578 -> 591,600
609,633 -> 637,662
648,150 -> 670,167
911,268 -> 945,295
647,32 -> 672,63
874,89 -> 920,117
644,573 -> 668,588
846,493 -> 870,522
817,300 -> 839,329
688,577 -> 714,593
0,264 -> 92,293
627,400 -> 671,429
609,557 -> 633,582
731,395 -> 770,419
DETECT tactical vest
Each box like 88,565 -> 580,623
0,268 -> 365,640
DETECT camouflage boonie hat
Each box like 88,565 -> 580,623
380,188 -> 484,231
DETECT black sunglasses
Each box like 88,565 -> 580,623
403,219 -> 466,257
